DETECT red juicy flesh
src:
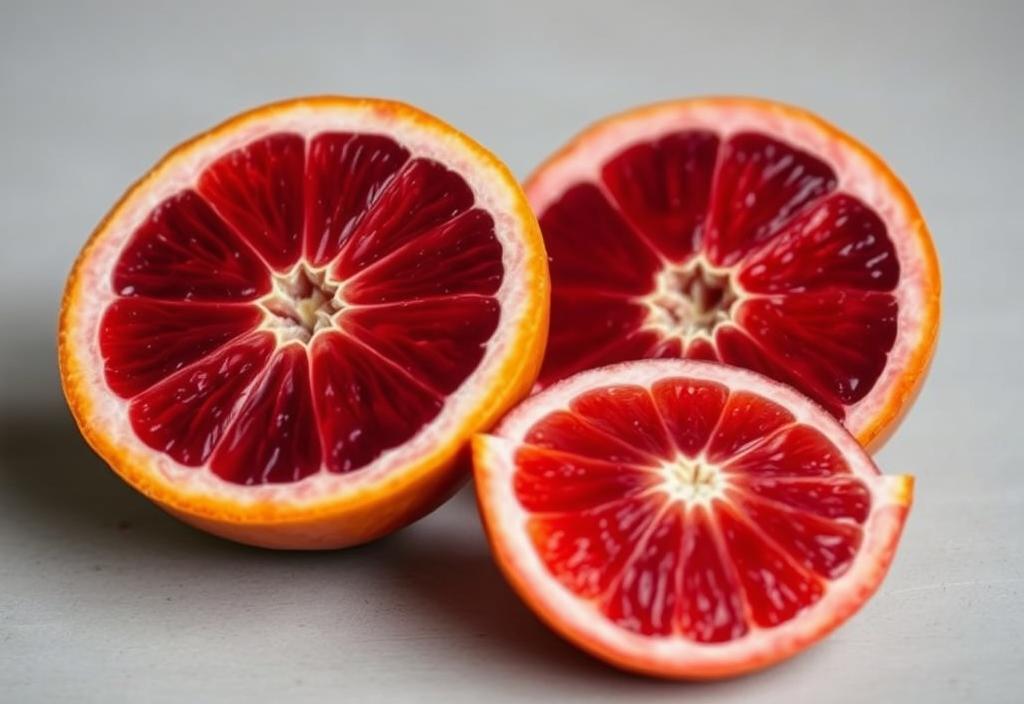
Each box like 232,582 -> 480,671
527,493 -> 666,600
198,133 -> 306,270
310,331 -> 443,474
304,133 -> 411,267
602,131 -> 719,263
210,345 -> 322,485
543,291 -> 661,383
702,133 -> 837,267
650,378 -> 728,458
338,296 -> 500,394
332,159 -> 475,279
102,132 -> 503,484
100,299 -> 262,398
738,194 -> 899,293
517,379 -> 870,640
129,333 -> 274,467
535,130 -> 901,420
113,191 -> 270,301
540,184 -> 661,294
341,209 -> 503,304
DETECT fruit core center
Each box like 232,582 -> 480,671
258,263 -> 343,345
659,457 -> 724,505
642,260 -> 738,340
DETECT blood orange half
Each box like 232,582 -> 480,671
59,97 -> 548,549
526,97 -> 940,448
474,359 -> 911,678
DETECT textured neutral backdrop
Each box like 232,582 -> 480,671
1,1 -> 1022,702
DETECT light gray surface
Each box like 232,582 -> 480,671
1,1 -> 1022,701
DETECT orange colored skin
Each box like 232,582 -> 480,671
59,96 -> 550,550
523,96 -> 941,451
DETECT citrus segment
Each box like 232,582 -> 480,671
650,378 -> 727,457
99,299 -> 263,397
541,184 -> 662,294
702,131 -> 837,266
129,333 -> 275,467
526,97 -> 940,447
474,359 -> 912,678
332,159 -> 475,278
341,217 -> 503,305
303,133 -> 410,267
60,97 -> 548,548
209,344 -> 322,485
113,191 -> 270,301
309,330 -> 444,474
198,133 -> 307,269
601,130 -> 718,262
737,194 -> 898,293
338,296 -> 500,394
674,509 -> 747,643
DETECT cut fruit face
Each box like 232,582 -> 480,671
526,97 -> 940,448
60,97 -> 549,549
474,359 -> 912,679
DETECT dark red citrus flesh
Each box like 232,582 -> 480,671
536,130 -> 900,420
99,132 -> 504,485
514,380 -> 870,640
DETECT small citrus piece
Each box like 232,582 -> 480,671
474,359 -> 912,678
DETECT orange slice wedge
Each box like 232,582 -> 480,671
475,359 -> 912,678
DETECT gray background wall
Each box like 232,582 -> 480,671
1,1 -> 1021,702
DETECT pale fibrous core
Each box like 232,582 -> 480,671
658,456 -> 726,506
641,259 -> 740,342
258,263 -> 343,345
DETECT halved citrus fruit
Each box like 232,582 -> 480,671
526,97 -> 940,448
59,96 -> 548,549
474,359 -> 912,679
